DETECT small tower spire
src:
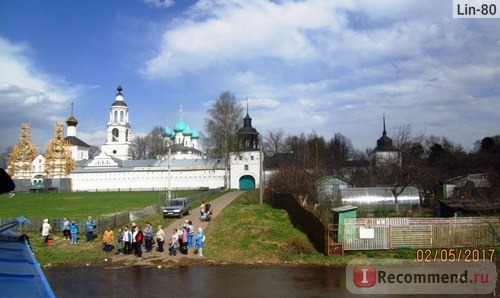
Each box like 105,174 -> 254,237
382,114 -> 387,136
246,97 -> 249,116
70,102 -> 74,116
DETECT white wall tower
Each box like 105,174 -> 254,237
101,85 -> 131,160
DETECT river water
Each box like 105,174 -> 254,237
44,265 -> 495,298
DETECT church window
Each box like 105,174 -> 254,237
113,111 -> 118,122
244,165 -> 249,171
239,156 -> 243,161
112,128 -> 119,141
120,111 -> 124,122
251,156 -> 254,160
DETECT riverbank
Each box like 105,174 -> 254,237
34,190 -> 418,269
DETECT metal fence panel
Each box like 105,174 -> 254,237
339,217 -> 499,251
390,225 -> 432,248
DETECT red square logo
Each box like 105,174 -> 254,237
353,265 -> 376,288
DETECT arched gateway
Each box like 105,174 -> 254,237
239,175 -> 255,190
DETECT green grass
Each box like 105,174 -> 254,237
205,190 -> 422,266
0,190 -> 199,219
7,189 -> 479,267
11,190 -> 225,266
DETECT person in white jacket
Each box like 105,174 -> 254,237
41,218 -> 51,243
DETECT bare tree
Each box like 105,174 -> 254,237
326,133 -> 355,174
263,128 -> 286,156
129,126 -> 168,159
203,91 -> 243,188
0,146 -> 12,168
147,126 -> 168,159
88,146 -> 100,159
129,135 -> 149,159
372,125 -> 426,215
306,131 -> 327,172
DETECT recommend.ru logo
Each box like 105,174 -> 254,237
346,259 -> 497,295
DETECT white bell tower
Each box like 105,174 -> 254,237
101,85 -> 131,160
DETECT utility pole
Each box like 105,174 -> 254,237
259,145 -> 264,205
167,146 -> 171,204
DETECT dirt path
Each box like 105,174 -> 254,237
107,190 -> 244,267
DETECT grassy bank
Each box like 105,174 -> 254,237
205,191 -> 417,266
4,190 -> 223,266
9,190 -> 472,267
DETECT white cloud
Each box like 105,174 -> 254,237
142,1 -> 346,78
0,37 -> 84,152
140,0 -> 500,150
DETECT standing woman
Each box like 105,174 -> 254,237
155,225 -> 165,253
195,227 -> 204,257
143,222 -> 153,252
181,226 -> 188,254
69,220 -> 79,244
187,220 -> 194,248
41,219 -> 51,244
134,226 -> 143,257
169,228 -> 178,256
60,217 -> 70,240
84,216 -> 96,242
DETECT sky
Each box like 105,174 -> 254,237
1,0 -> 499,155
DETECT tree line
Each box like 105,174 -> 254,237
124,90 -> 499,209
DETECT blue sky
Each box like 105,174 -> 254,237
1,0 -> 499,154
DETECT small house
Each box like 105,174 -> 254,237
315,176 -> 353,202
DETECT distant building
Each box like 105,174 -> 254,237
100,85 -> 132,160
161,105 -> 202,160
315,176 -> 354,202
373,115 -> 399,166
436,173 -> 500,216
438,173 -> 490,199
9,85 -> 263,192
64,103 -> 91,162
229,104 -> 262,190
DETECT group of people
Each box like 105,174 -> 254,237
41,216 -> 97,244
116,222 -> 156,257
41,216 -> 206,258
115,220 -> 205,258
168,220 -> 205,257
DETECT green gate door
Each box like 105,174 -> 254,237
239,175 -> 255,190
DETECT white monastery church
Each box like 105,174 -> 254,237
10,85 -> 263,192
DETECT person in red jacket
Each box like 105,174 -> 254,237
133,226 -> 143,257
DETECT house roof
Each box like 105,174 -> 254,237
74,156 -> 224,173
315,175 -> 353,186
442,173 -> 489,188
64,136 -> 91,148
